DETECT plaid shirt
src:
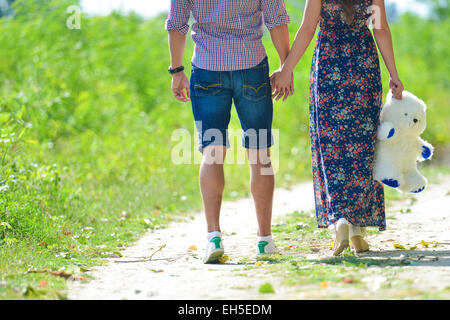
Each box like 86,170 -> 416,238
166,0 -> 290,71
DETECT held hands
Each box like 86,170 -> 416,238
389,75 -> 404,100
270,67 -> 294,102
172,71 -> 190,102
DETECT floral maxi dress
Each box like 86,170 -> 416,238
309,0 -> 386,231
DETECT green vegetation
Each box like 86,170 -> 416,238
258,282 -> 275,294
0,0 -> 448,298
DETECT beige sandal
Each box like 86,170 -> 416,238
350,236 -> 369,253
333,219 -> 350,256
349,225 -> 369,253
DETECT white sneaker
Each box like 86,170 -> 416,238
257,238 -> 278,255
203,235 -> 224,264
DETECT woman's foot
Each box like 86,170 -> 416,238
333,218 -> 350,256
350,236 -> 369,253
349,225 -> 369,253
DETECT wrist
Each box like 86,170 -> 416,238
389,72 -> 399,79
168,65 -> 185,75
172,70 -> 185,78
281,63 -> 294,74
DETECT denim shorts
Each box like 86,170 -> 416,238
190,57 -> 274,152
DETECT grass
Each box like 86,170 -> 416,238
0,0 -> 449,299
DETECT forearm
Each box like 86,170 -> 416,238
374,28 -> 399,77
269,25 -> 290,65
282,26 -> 315,73
168,30 -> 187,68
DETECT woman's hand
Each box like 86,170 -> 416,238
389,75 -> 404,100
270,68 -> 294,101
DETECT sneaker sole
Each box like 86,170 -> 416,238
203,248 -> 224,264
257,250 -> 279,256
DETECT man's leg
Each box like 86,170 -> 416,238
247,148 -> 274,237
199,146 -> 227,232
232,57 -> 278,255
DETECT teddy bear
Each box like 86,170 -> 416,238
373,90 -> 434,193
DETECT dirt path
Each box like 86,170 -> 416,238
68,176 -> 450,300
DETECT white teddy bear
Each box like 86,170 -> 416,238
373,90 -> 434,193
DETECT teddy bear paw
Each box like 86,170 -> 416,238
382,179 -> 400,188
411,186 -> 426,193
422,146 -> 432,159
387,128 -> 395,139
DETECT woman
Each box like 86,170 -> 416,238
272,0 -> 404,255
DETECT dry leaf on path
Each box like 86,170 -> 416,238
329,240 -> 334,250
28,270 -> 87,281
342,278 -> 355,284
218,255 -> 230,264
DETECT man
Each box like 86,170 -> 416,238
166,0 -> 292,263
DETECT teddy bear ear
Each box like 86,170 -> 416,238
420,99 -> 427,111
406,91 -> 427,111
386,90 -> 393,102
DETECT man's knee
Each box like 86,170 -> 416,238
247,149 -> 272,167
202,146 -> 227,165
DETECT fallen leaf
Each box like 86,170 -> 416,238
150,269 -> 164,273
187,245 -> 198,251
320,281 -> 329,288
329,240 -> 334,250
420,240 -> 429,248
39,280 -> 48,288
342,278 -> 355,284
28,270 -> 87,281
393,244 -> 407,250
218,255 -> 230,264
408,245 -> 417,250
255,261 -> 268,266
153,210 -> 160,215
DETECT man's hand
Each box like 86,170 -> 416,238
270,69 -> 294,102
172,71 -> 190,102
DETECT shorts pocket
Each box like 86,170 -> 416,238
243,61 -> 269,102
191,66 -> 223,97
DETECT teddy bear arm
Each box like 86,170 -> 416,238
377,122 -> 395,141
417,138 -> 434,161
